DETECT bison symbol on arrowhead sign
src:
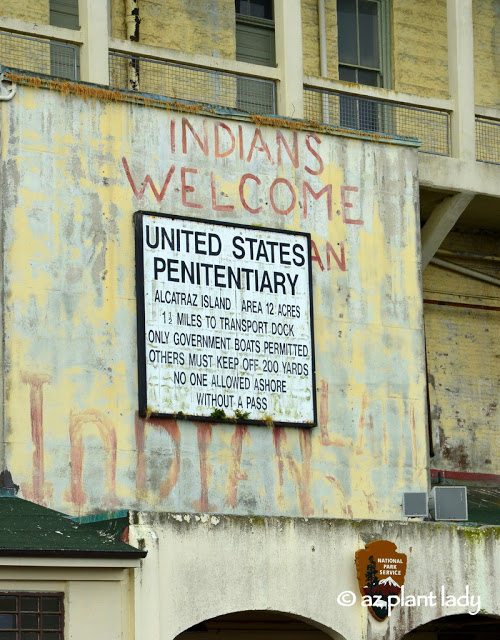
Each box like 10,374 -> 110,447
355,540 -> 408,621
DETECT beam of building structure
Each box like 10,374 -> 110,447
430,257 -> 500,287
447,0 -> 476,161
274,0 -> 304,118
78,0 -> 110,85
421,192 -> 475,269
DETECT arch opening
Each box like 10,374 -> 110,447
176,610 -> 346,640
400,613 -> 500,640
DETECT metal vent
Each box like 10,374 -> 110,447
429,486 -> 468,521
402,492 -> 428,517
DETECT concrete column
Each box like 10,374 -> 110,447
78,0 -> 110,85
447,0 -> 476,160
274,0 -> 304,118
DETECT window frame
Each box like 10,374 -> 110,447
235,0 -> 274,21
0,591 -> 65,640
235,0 -> 276,68
337,0 -> 391,89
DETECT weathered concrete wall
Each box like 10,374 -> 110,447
0,0 -> 49,23
423,230 -> 500,475
129,512 -> 500,640
392,0 -> 449,98
473,0 -> 500,109
1,81 -> 425,519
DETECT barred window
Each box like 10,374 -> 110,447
0,593 -> 64,640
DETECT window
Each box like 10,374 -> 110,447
49,0 -> 79,80
337,0 -> 390,87
235,1 -> 275,113
0,593 -> 64,640
337,0 -> 391,131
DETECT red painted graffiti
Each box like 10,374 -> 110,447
66,409 -> 118,510
325,475 -> 353,518
134,413 -> 181,502
318,379 -> 349,446
226,424 -> 249,508
272,426 -> 314,516
21,373 -> 51,505
194,422 -> 215,512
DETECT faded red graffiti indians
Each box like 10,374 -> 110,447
121,116 -> 364,272
20,373 -> 51,505
319,379 -> 348,447
67,409 -> 118,510
226,424 -> 249,508
135,413 -> 181,501
21,373 -> 388,516
325,475 -> 353,518
273,426 -> 314,516
123,156 -> 356,273
193,422 -> 215,512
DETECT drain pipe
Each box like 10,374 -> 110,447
126,0 -> 141,90
0,74 -> 16,101
318,0 -> 330,122
430,257 -> 500,287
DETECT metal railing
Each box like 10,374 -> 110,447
109,51 -> 276,115
0,30 -> 79,80
476,117 -> 500,165
304,87 -> 450,156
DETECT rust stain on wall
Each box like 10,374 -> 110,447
135,413 -> 181,501
226,424 -> 249,508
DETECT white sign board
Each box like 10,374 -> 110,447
136,212 -> 316,426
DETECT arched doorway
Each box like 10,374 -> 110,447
176,611 -> 344,640
400,613 -> 500,640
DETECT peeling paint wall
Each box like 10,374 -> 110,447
473,0 -> 500,109
1,83 -> 425,519
423,230 -> 500,475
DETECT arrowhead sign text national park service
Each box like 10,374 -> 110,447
355,540 -> 407,621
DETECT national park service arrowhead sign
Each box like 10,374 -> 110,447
355,540 -> 407,621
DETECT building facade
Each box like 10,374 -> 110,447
0,1 -> 498,639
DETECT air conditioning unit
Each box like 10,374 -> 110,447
429,486 -> 468,521
402,492 -> 428,517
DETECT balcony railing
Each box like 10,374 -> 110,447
0,30 -> 79,81
476,117 -> 500,165
109,51 -> 276,115
304,86 -> 451,156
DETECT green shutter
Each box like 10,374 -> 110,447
50,0 -> 79,30
236,22 -> 275,67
